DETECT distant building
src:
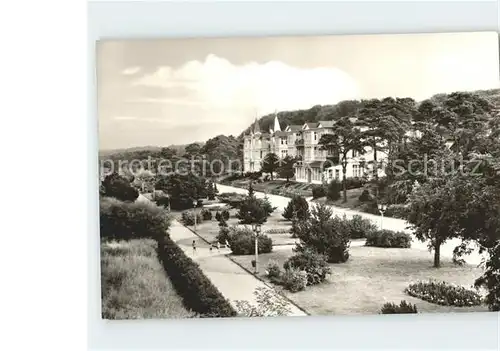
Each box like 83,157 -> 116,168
243,113 -> 390,184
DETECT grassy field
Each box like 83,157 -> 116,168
228,179 -> 314,197
101,239 -> 194,319
173,207 -> 297,247
229,245 -> 488,315
313,187 -> 365,210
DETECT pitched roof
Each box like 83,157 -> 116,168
287,125 -> 302,132
252,118 -> 261,134
274,131 -> 289,137
318,120 -> 335,128
303,122 -> 319,129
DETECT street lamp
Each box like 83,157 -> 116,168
192,199 -> 198,232
377,202 -> 388,230
251,223 -> 262,274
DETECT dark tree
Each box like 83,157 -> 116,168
319,117 -> 367,203
277,155 -> 297,182
101,172 -> 139,202
262,153 -> 279,180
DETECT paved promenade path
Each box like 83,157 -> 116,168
216,184 -> 486,265
168,220 -> 307,317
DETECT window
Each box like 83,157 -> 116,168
313,132 -> 318,141
353,164 -> 358,177
328,169 -> 333,179
352,150 -> 358,158
260,151 -> 263,158
335,169 -> 340,180
296,133 -> 301,137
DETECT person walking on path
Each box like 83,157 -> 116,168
192,240 -> 197,255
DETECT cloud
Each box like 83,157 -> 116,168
132,54 -> 360,115
122,66 -> 142,75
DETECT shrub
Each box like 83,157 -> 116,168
157,235 -> 237,317
380,300 -> 418,314
294,204 -> 350,263
221,209 -> 230,221
345,177 -> 366,190
346,215 -> 377,239
216,225 -> 231,244
384,204 -> 409,219
236,197 -> 269,225
365,229 -> 412,248
327,180 -> 341,201
280,268 -> 308,292
155,195 -> 170,209
218,192 -> 246,208
201,209 -> 213,221
282,195 -> 310,221
215,211 -> 222,221
358,189 -> 372,202
405,280 -> 482,307
266,260 -> 282,280
181,210 -> 203,226
261,196 -> 277,216
312,185 -> 327,199
227,227 -> 273,255
234,286 -> 291,317
283,248 -> 331,285
100,197 -> 170,241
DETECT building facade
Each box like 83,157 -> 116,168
243,114 -> 389,184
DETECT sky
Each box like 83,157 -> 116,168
97,32 -> 499,150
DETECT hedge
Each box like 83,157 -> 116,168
365,229 -> 412,248
157,235 -> 237,317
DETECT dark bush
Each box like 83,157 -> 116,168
345,177 -> 366,190
100,197 -> 170,241
327,180 -> 342,201
312,185 -> 327,199
266,260 -> 282,280
201,209 -> 213,221
221,209 -> 230,221
282,195 -> 310,221
157,236 -> 237,317
155,195 -> 170,209
381,300 -> 418,314
365,229 -> 412,248
216,226 -> 230,244
181,210 -> 203,226
279,268 -> 307,292
101,173 -> 139,202
358,189 -> 372,202
215,211 -> 222,221
346,215 -> 377,239
384,204 -> 409,219
227,227 -> 273,255
283,248 -> 331,286
405,280 -> 482,307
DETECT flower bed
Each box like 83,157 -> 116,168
405,280 -> 483,307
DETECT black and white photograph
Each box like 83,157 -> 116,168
97,31 -> 500,319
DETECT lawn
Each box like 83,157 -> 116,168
229,245 -> 488,315
174,206 -> 297,246
313,187 -> 365,210
101,239 -> 194,319
228,178 -> 314,197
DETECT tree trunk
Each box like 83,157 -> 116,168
373,139 -> 378,182
342,161 -> 347,203
433,241 -> 441,268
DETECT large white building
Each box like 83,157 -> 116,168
243,114 -> 389,184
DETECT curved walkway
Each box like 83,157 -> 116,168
168,220 -> 307,317
216,183 -> 486,265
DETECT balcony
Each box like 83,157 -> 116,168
295,138 -> 304,147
